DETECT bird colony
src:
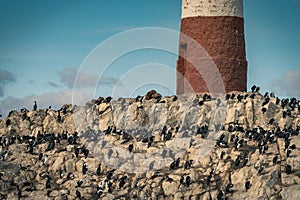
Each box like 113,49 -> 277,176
0,87 -> 300,199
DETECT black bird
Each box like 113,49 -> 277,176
27,143 -> 34,154
74,147 -> 80,158
290,144 -> 296,150
96,164 -> 101,176
268,118 -> 275,125
220,151 -> 226,159
68,135 -> 75,145
170,158 -> 180,170
166,176 -> 173,183
67,172 -> 74,180
286,165 -> 292,174
33,101 -> 37,111
219,133 -> 225,142
217,190 -> 225,200
104,96 -> 112,103
147,141 -> 153,148
285,139 -> 291,150
119,176 -> 127,189
203,94 -> 211,101
57,111 -> 62,123
45,139 -> 55,151
77,180 -> 83,187
273,155 -> 279,165
186,176 -> 191,187
228,125 -> 235,133
172,95 -> 178,101
276,97 -> 281,105
82,163 -> 88,175
264,92 -> 269,98
39,153 -> 44,161
237,94 -> 243,102
245,180 -> 251,191
46,178 -> 51,189
76,190 -> 81,199
180,175 -> 184,184
82,148 -> 89,159
286,149 -> 292,157
262,97 -> 270,106
20,164 -> 28,171
251,85 -> 256,92
107,169 -> 115,180
135,95 -> 142,102
230,93 -> 235,99
128,144 -> 134,152
255,86 -> 260,93
184,160 -> 193,170
225,94 -> 231,100
209,167 -> 216,176
286,110 -> 291,117
235,155 -> 241,167
5,119 -> 11,127
243,157 -> 249,167
199,100 -> 204,106
206,174 -> 212,185
270,92 -> 275,98
164,131 -> 172,141
259,145 -> 266,155
107,182 -> 113,193
39,171 -> 51,180
96,188 -> 103,199
258,165 -> 265,175
17,185 -> 22,200
283,111 -> 287,118
225,183 -> 233,193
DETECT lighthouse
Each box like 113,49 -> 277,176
176,0 -> 247,94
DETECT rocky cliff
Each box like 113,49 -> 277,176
0,90 -> 300,200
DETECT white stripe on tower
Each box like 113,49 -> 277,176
182,0 -> 244,18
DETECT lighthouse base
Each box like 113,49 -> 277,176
176,16 -> 247,94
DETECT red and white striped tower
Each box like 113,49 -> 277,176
177,0 -> 247,94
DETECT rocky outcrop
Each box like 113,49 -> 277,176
0,91 -> 299,199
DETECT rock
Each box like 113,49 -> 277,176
162,181 -> 178,196
280,185 -> 300,200
52,156 -> 64,172
0,91 -> 300,199
165,137 -> 191,150
65,159 -> 76,172
226,107 -> 239,124
145,90 -> 160,100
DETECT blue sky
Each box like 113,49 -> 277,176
0,0 -> 300,116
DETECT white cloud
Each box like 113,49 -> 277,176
59,67 -> 122,89
0,70 -> 16,97
0,90 -> 91,117
272,69 -> 300,98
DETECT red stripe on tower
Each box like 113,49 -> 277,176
176,0 -> 247,94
